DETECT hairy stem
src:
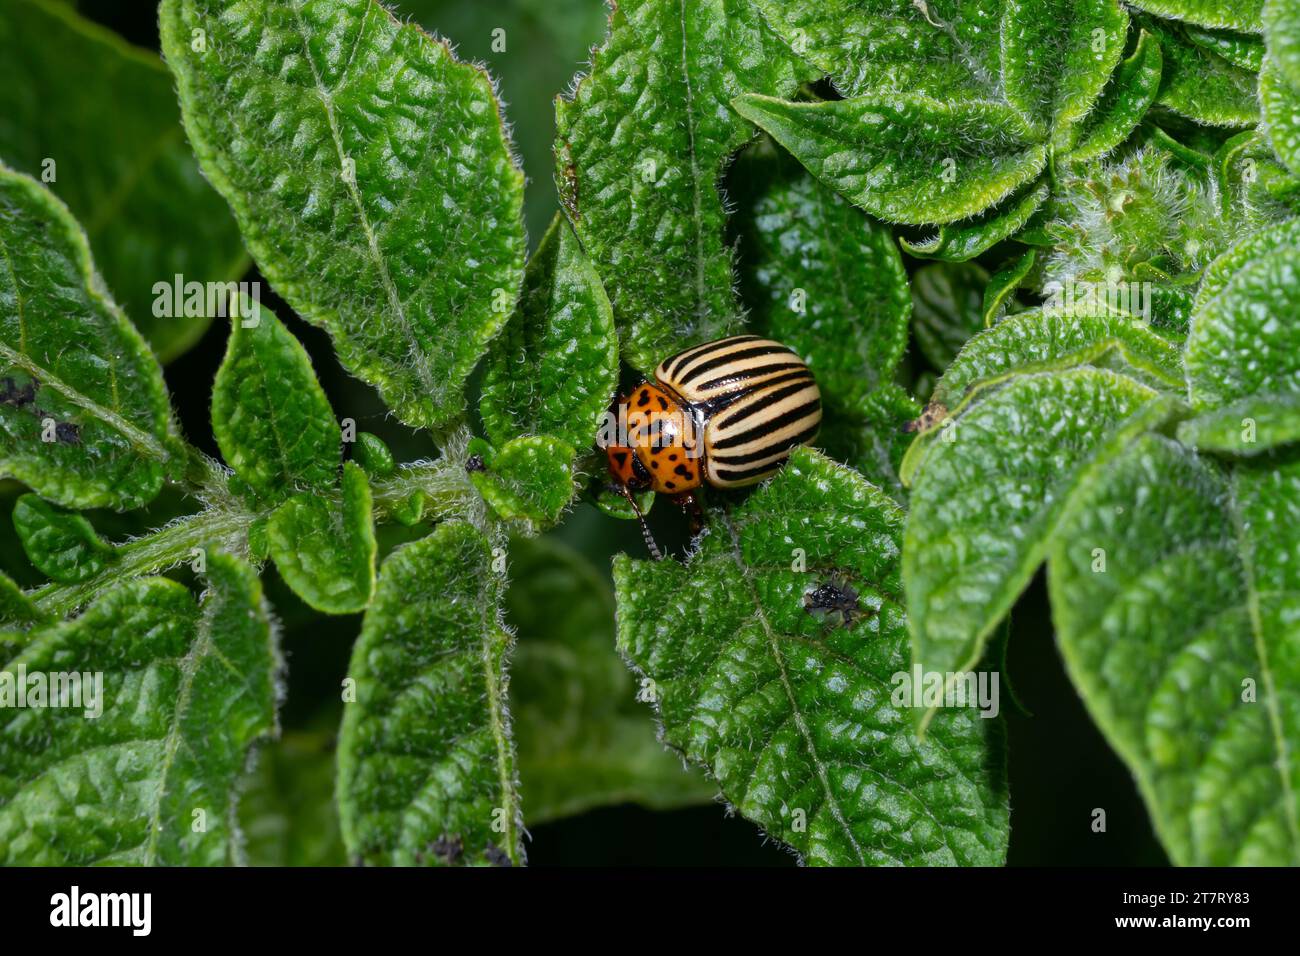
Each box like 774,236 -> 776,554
29,455 -> 481,619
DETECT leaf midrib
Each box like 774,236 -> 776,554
676,0 -> 708,327
718,507 -> 867,865
1228,475 -> 1300,860
286,0 -> 437,400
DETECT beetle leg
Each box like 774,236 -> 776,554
671,491 -> 705,537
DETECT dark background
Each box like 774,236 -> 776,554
23,0 -> 1166,866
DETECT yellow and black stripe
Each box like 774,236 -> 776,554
654,335 -> 821,488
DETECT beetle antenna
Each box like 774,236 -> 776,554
619,486 -> 663,561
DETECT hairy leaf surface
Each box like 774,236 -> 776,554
751,0 -> 1004,99
1068,30 -> 1165,163
555,0 -> 811,373
1000,0 -> 1128,147
481,216 -> 617,452
905,369 -> 1167,702
1186,218 -> 1300,409
1147,17 -> 1260,126
1178,393 -> 1300,455
734,94 -> 1048,225
0,555 -> 278,865
470,436 -> 576,530
1049,435 -> 1300,865
615,447 -> 1009,865
734,145 -> 910,401
337,522 -> 522,866
1125,0 -> 1264,34
161,0 -> 526,432
933,308 -> 1184,408
1261,57 -> 1300,176
12,494 -> 115,584
212,297 -> 340,505
900,182 -> 1048,262
0,167 -> 173,510
267,462 -> 375,615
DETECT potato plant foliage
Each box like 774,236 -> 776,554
1,0 -> 1298,867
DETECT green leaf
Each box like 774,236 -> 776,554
1001,0 -> 1129,148
911,262 -> 989,371
820,383 -> 923,501
212,296 -> 339,505
732,143 -> 910,404
593,482 -> 656,523
1048,435 -> 1300,865
1186,218 -> 1300,409
1125,0 -> 1264,34
351,433 -> 394,478
0,166 -> 173,511
1147,17 -> 1260,127
0,570 -> 45,630
1068,30 -> 1165,164
1261,56 -> 1300,176
239,726 -> 347,867
1265,0 -> 1300,87
0,0 -> 246,361
1186,25 -> 1266,71
508,536 -> 714,822
161,0 -> 526,433
555,0 -> 811,373
900,181 -> 1049,261
729,142 -> 916,492
750,0 -> 1003,99
734,93 -> 1049,226
905,369 -> 1171,712
932,308 -> 1184,409
0,554 -> 279,864
1177,392 -> 1300,454
470,436 -> 576,530
1213,130 -> 1300,219
982,249 -> 1037,326
480,215 -> 618,451
337,521 -> 522,866
615,447 -> 1009,864
12,493 -> 115,584
268,461 -> 376,615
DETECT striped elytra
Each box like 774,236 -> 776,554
601,335 -> 821,556
654,334 -> 822,489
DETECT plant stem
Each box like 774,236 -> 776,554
28,456 -> 481,620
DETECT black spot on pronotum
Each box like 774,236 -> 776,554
483,843 -> 513,867
803,576 -> 869,629
673,464 -> 690,477
637,389 -> 651,407
465,454 -> 486,473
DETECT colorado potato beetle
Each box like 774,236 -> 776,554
600,334 -> 822,558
